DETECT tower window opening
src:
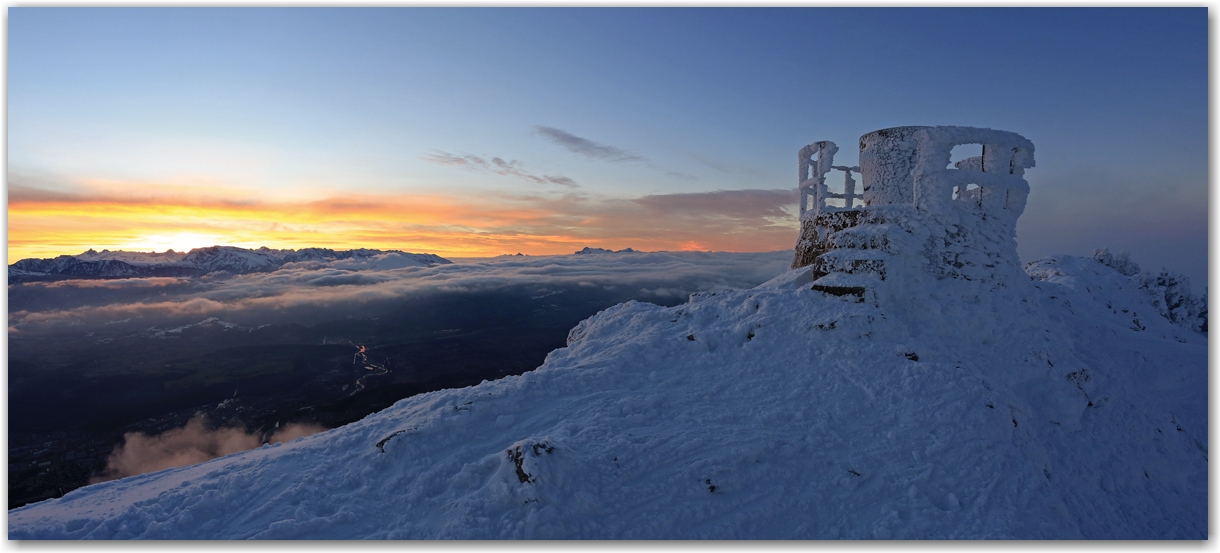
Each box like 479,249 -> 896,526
948,143 -> 984,170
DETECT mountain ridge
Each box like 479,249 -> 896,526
9,246 -> 452,282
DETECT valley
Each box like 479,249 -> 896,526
8,285 -> 687,508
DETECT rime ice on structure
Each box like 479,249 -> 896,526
793,126 -> 1035,299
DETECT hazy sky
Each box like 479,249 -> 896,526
7,8 -> 1208,286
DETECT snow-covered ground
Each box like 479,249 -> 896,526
8,252 -> 1206,539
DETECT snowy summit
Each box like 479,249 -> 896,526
8,126 -> 1206,539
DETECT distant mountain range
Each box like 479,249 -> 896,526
573,247 -> 638,255
8,246 -> 451,282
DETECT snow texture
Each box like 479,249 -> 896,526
8,258 -> 1205,538
1092,249 -> 1207,334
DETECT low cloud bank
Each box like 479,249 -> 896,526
90,416 -> 326,484
12,250 -> 793,331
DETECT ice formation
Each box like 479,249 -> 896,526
793,126 -> 1035,301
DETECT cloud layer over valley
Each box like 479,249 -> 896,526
10,250 -> 793,334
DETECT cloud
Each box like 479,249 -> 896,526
8,177 -> 270,208
421,151 -> 579,188
631,189 -> 796,220
10,251 -> 793,330
531,126 -> 700,181
540,175 -> 578,187
89,415 -> 326,484
36,277 -> 189,289
495,188 -> 800,253
533,126 -> 645,163
11,296 -> 229,326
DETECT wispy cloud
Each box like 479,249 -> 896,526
532,126 -> 698,181
533,126 -> 645,163
421,151 -> 579,188
632,189 -> 796,219
40,277 -> 189,289
8,175 -> 271,208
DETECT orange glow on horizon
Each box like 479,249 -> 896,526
8,185 -> 798,262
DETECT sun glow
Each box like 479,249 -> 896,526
119,232 -> 227,254
7,182 -> 798,263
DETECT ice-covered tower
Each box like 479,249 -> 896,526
793,126 -> 1035,299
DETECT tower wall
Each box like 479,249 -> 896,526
858,126 -> 926,207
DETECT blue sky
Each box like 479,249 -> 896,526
7,8 -> 1209,288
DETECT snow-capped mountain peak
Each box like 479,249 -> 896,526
8,246 -> 453,282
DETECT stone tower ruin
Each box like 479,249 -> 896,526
793,126 -> 1035,298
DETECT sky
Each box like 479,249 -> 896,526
7,8 -> 1209,287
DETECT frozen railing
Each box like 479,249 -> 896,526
798,141 -> 863,216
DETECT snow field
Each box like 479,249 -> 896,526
8,255 -> 1206,539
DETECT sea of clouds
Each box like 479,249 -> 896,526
9,250 -> 794,333
14,250 -> 794,481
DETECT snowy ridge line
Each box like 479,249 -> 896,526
9,246 -> 452,281
7,254 -> 1206,539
